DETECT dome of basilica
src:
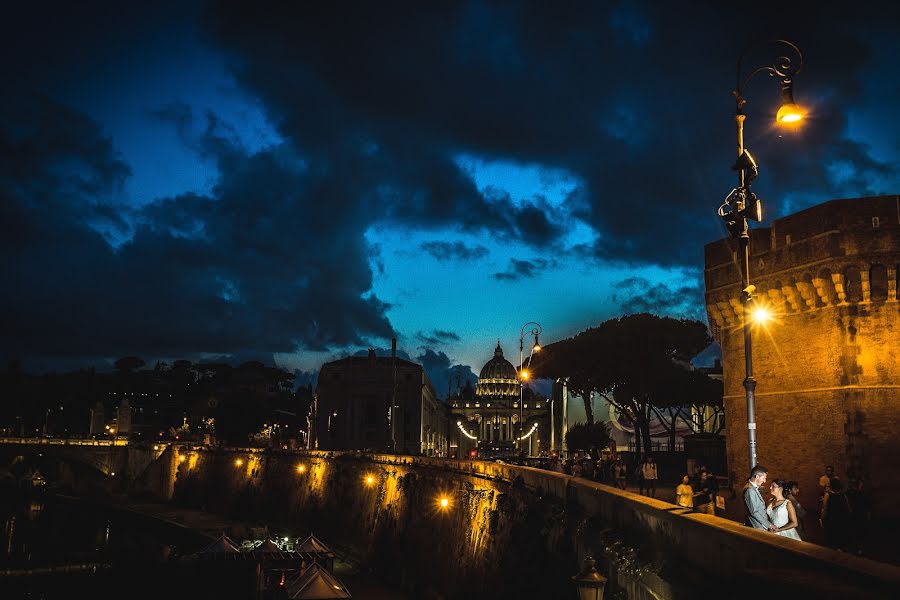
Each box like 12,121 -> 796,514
476,342 -> 519,399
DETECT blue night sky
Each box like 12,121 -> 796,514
2,2 -> 899,395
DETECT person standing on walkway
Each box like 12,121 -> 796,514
695,469 -> 717,515
821,477 -> 853,551
786,481 -> 806,540
766,479 -> 801,540
642,456 -> 658,498
676,475 -> 694,508
615,458 -> 628,490
743,465 -> 773,531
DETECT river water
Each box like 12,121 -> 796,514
1,493 -> 406,600
1,494 -> 208,599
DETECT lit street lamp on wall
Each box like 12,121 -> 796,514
572,556 -> 607,600
717,39 -> 804,471
517,321 -> 542,455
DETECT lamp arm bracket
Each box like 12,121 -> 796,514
734,39 -> 804,100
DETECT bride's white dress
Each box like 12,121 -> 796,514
767,500 -> 802,540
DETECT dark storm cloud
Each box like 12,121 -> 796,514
206,1 -> 898,268
416,329 -> 461,345
416,348 -> 478,399
0,100 -> 394,363
4,1 -> 900,369
610,276 -> 705,322
493,258 -> 555,281
419,241 -> 489,262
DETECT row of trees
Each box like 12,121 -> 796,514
531,313 -> 724,458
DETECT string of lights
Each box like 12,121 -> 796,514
456,420 -> 478,440
516,423 -> 538,441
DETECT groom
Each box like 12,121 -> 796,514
743,465 -> 774,531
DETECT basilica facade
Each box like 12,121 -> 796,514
449,342 -> 549,458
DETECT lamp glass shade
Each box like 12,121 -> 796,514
572,557 -> 607,600
776,102 -> 804,124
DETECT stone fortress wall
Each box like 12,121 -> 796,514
705,195 -> 900,539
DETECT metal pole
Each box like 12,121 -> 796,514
519,335 -> 524,451
736,110 -> 758,471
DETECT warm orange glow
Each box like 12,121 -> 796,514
296,464 -> 306,473
532,343 -> 541,352
439,497 -> 450,509
178,455 -> 186,463
776,103 -> 805,124
520,369 -> 530,380
365,475 -> 375,486
752,306 -> 772,324
234,458 -> 244,467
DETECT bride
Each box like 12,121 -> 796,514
767,479 -> 802,540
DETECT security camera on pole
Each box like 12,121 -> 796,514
717,40 -> 804,471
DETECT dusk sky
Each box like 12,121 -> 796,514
2,1 -> 898,393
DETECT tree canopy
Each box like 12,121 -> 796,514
530,313 -> 719,457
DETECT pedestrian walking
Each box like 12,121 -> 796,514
641,456 -> 658,498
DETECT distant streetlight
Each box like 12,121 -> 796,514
438,496 -> 450,510
365,474 -> 375,487
718,39 -> 804,471
296,464 -> 306,474
518,322 -> 542,455
572,556 -> 607,600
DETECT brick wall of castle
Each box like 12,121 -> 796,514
705,195 -> 900,535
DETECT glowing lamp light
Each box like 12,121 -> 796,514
365,475 -> 375,486
532,343 -> 541,352
752,306 -> 771,324
776,81 -> 804,125
776,103 -> 804,124
439,497 -> 450,509
234,458 -> 244,467
520,369 -> 530,381
178,455 -> 186,463
297,464 -> 306,474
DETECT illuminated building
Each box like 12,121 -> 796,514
450,342 -> 549,457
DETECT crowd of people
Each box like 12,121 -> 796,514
743,464 -> 870,553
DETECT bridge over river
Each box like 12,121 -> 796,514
1,438 -> 898,599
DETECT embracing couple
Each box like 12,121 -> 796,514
743,465 -> 801,541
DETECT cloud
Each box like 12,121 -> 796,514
610,276 -> 706,321
493,258 -> 555,281
420,240 -> 489,262
4,2 -> 900,371
0,101 -> 395,366
416,329 -> 461,345
203,2 -> 899,270
415,349 -> 478,399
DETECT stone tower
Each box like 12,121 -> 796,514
705,195 -> 899,524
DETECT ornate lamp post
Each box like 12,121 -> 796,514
572,556 -> 607,600
718,40 -> 804,471
517,321 -> 542,455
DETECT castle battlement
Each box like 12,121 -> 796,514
705,195 -> 900,340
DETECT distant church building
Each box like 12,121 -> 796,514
313,341 -> 448,456
450,342 -> 549,457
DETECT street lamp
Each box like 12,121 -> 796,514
518,321 -> 542,456
572,556 -> 607,600
718,39 -> 804,471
